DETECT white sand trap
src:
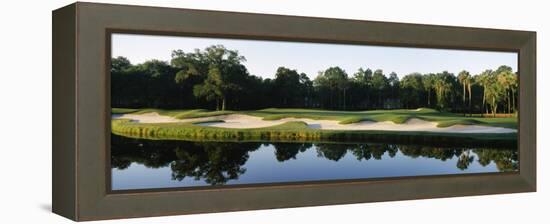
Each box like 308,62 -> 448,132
113,112 -> 182,123
113,113 -> 517,134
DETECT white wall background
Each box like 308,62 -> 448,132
0,0 -> 547,223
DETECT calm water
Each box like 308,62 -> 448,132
111,135 -> 518,190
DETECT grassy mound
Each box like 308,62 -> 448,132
112,118 -> 517,146
436,119 -> 483,128
111,108 -> 142,114
111,108 -> 235,119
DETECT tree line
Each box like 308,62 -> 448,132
112,45 -> 518,115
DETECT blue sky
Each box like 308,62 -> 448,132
112,33 -> 517,79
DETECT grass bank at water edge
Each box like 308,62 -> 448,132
112,119 -> 517,147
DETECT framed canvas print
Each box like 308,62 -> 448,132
52,2 -> 536,221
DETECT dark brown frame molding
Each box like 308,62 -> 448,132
53,2 -> 536,221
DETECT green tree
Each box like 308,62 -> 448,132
422,73 -> 436,107
399,73 -> 424,109
509,72 -> 519,113
274,67 -> 302,107
457,70 -> 471,115
299,72 -> 314,107
475,70 -> 492,114
484,71 -> 506,117
112,47 -> 517,115
314,67 -> 349,109
433,71 -> 455,111
496,66 -> 517,114
351,68 -> 373,108
173,45 -> 247,110
466,75 -> 474,116
172,48 -> 213,108
371,69 -> 388,108
388,72 -> 400,105
111,56 -> 132,73
193,65 -> 224,110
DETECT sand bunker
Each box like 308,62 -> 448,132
113,112 -> 517,134
112,113 -> 182,123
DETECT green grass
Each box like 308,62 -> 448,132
111,108 -> 142,114
249,107 -> 440,123
112,107 -> 517,128
111,119 -> 516,146
112,108 -> 235,119
111,107 -> 517,143
368,114 -> 419,124
247,107 -> 516,129
261,114 -> 291,121
172,109 -> 234,119
435,119 -> 482,128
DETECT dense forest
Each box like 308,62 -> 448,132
112,45 -> 518,116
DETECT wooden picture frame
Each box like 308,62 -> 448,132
53,2 -> 536,221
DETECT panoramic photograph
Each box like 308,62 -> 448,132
110,33 -> 519,190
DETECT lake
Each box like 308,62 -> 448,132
111,135 -> 518,191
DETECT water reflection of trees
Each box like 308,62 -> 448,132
112,135 -> 518,185
111,136 -> 261,185
272,143 -> 312,161
474,149 -> 518,171
170,142 -> 260,185
314,143 -> 399,161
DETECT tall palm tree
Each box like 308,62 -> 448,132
422,73 -> 435,107
475,70 -> 492,115
466,76 -> 474,116
458,70 -> 471,116
494,65 -> 514,114
434,77 -> 452,110
510,72 -> 518,114
485,81 -> 504,118
497,72 -> 511,114
496,68 -> 517,114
